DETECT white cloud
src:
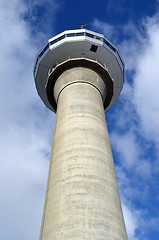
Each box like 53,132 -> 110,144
0,1 -> 57,239
93,8 -> 159,169
93,19 -> 145,71
133,13 -> 159,145
122,204 -> 140,240
122,202 -> 159,240
92,19 -> 116,41
110,131 -> 140,168
116,167 -> 148,240
93,6 -> 159,240
0,127 -> 50,240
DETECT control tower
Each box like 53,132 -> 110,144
34,28 -> 128,240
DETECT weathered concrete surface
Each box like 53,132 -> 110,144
39,68 -> 128,240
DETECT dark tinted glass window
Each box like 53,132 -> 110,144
103,39 -> 116,52
90,45 -> 98,52
50,39 -> 57,45
58,35 -> 65,41
38,43 -> 49,58
67,33 -> 76,37
76,32 -> 85,36
86,33 -> 94,38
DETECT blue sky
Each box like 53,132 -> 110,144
0,0 -> 159,239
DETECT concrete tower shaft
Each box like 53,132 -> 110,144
34,29 -> 127,240
39,67 -> 128,240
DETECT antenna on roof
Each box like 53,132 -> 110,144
78,23 -> 86,29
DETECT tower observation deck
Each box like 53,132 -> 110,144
34,28 -> 128,240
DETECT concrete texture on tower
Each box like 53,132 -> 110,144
39,68 -> 128,240
34,29 -> 128,240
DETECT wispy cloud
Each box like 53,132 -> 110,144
122,204 -> 140,240
22,0 -> 59,39
93,19 -> 116,40
0,0 -> 57,239
104,0 -> 126,15
133,13 -> 159,145
92,5 -> 159,240
111,131 -> 140,168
